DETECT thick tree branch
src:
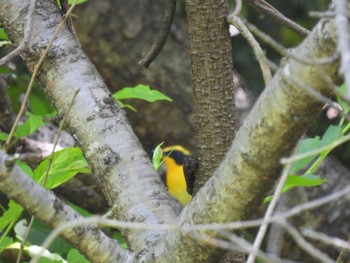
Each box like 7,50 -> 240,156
0,0 -> 176,252
140,8 -> 340,263
0,150 -> 133,263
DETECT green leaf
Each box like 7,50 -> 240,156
116,99 -> 137,112
113,231 -> 128,250
0,132 -> 8,141
338,84 -> 350,114
66,202 -> 91,217
0,40 -> 11,47
289,137 -> 321,175
29,90 -> 55,115
113,84 -> 172,103
0,28 -> 9,40
152,142 -> 164,171
68,0 -> 89,4
33,147 -> 91,189
67,248 -> 90,263
13,112 -> 45,138
0,236 -> 13,253
283,174 -> 326,192
264,175 -> 326,203
57,0 -> 89,8
17,159 -> 34,178
0,201 -> 23,234
320,125 -> 342,147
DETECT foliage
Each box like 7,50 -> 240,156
152,142 -> 164,171
113,84 -> 172,111
265,85 -> 350,202
0,65 -> 169,261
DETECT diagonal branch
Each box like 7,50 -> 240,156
0,150 -> 134,263
140,6 -> 341,263
0,0 -> 177,252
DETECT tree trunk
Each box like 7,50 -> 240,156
185,0 -> 237,193
74,0 -> 194,153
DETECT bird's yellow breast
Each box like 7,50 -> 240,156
162,148 -> 192,206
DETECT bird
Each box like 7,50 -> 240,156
161,145 -> 198,206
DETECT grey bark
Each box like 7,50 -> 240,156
74,0 -> 193,153
0,0 -> 177,253
0,150 -> 133,263
140,10 -> 340,263
0,1 -> 345,262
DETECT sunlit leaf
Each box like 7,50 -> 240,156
338,84 -> 350,114
152,142 -> 164,171
289,137 -> 321,175
0,28 -> 9,40
320,125 -> 342,147
113,84 -> 172,103
33,147 -> 91,189
67,249 -> 89,263
283,174 -> 326,192
0,236 -> 13,253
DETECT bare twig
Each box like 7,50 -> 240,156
245,0 -> 310,37
309,10 -> 334,19
232,0 -> 242,16
138,0 -> 176,68
42,89 -> 79,186
0,0 -> 37,66
302,228 -> 350,252
282,221 -> 334,263
245,20 -> 339,66
16,216 -> 35,263
335,0 -> 350,99
247,162 -> 293,263
227,14 -> 272,85
3,0 -> 78,152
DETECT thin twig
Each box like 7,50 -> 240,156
138,0 -> 176,68
309,10 -> 334,19
42,89 -> 79,186
244,0 -> 310,37
285,74 -> 350,122
33,185 -> 350,263
282,221 -> 334,263
245,20 -> 339,66
335,0 -> 350,99
0,0 -> 37,66
227,14 -> 272,85
247,162 -> 293,263
232,0 -> 242,16
302,228 -> 350,252
3,0 -> 79,152
16,216 -> 35,263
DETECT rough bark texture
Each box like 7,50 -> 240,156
0,0 -> 177,253
74,0 -> 193,153
142,13 -> 340,263
185,0 -> 237,193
